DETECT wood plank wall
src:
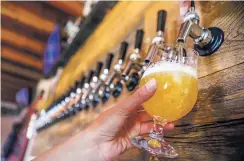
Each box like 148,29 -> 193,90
1,1 -> 83,102
32,1 -> 244,161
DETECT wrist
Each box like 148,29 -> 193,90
76,128 -> 106,161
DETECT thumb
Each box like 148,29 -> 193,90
114,78 -> 157,115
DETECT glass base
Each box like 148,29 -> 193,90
131,133 -> 178,158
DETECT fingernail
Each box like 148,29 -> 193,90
145,79 -> 157,92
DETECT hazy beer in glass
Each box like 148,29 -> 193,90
131,47 -> 198,158
140,61 -> 198,122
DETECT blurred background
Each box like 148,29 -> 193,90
1,0 -> 116,156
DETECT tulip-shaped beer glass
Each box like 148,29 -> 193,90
131,45 -> 198,158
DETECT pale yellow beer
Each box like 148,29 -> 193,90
139,61 -> 198,122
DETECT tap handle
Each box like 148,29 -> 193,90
65,89 -> 71,97
106,53 -> 114,70
157,10 -> 167,33
75,81 -> 80,89
119,41 -> 128,61
79,75 -> 86,88
135,29 -> 144,50
191,0 -> 195,8
96,62 -> 103,77
87,70 -> 95,83
70,87 -> 75,93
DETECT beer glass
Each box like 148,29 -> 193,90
131,45 -> 198,158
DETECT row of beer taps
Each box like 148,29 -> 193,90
36,1 -> 224,131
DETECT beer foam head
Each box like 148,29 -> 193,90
142,61 -> 197,78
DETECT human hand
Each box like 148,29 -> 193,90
85,79 -> 174,161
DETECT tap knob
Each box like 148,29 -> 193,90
95,62 -> 104,77
87,70 -> 95,83
74,80 -> 80,89
79,75 -> 86,88
190,0 -> 195,8
157,10 -> 167,33
119,42 -> 129,61
135,29 -> 144,50
105,53 -> 114,70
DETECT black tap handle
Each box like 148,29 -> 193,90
96,62 -> 103,77
157,10 -> 167,32
191,0 -> 195,8
70,87 -> 75,93
75,81 -> 80,89
134,29 -> 144,50
119,41 -> 128,61
87,70 -> 95,83
106,53 -> 114,70
79,75 -> 86,88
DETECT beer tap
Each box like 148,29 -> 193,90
80,69 -> 95,110
36,86 -> 76,129
86,61 -> 104,107
111,42 -> 130,98
51,72 -> 91,122
54,88 -> 73,119
121,29 -> 144,91
144,10 -> 167,65
37,92 -> 67,129
63,80 -> 84,116
176,0 -> 224,57
99,42 -> 128,103
89,53 -> 114,107
69,75 -> 87,112
47,75 -> 87,123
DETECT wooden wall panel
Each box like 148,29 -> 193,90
1,2 -> 55,33
1,1 -> 76,103
1,72 -> 37,87
1,72 -> 36,88
47,1 -> 83,17
9,1 -> 72,25
1,62 -> 42,81
1,42 -> 42,59
1,15 -> 49,43
1,46 -> 43,70
31,1 -> 244,161
1,28 -> 45,55
1,87 -> 19,102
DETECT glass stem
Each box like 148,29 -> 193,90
150,118 -> 165,140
